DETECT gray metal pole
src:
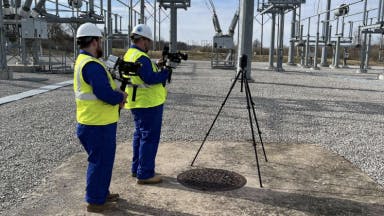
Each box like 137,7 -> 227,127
378,0 -> 383,23
320,0 -> 331,66
379,35 -> 383,62
304,17 -> 310,68
312,12 -> 320,70
334,17 -> 341,68
299,24 -> 304,66
287,7 -> 296,65
89,0 -> 94,13
140,0 -> 144,24
237,0 -> 254,79
154,0 -> 157,50
268,13 -> 275,69
170,3 -> 177,53
0,0 -> 11,80
365,18 -> 373,69
107,0 -> 112,56
128,0 -> 132,47
120,16 -> 122,33
276,10 -> 284,71
158,5 -> 161,50
380,0 -> 384,22
21,38 -> 28,65
358,0 -> 368,73
114,14 -> 118,33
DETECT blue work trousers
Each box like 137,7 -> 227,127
77,123 -> 117,204
131,104 -> 163,179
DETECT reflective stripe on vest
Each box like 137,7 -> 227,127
73,54 -> 119,125
123,48 -> 167,109
74,56 -> 99,101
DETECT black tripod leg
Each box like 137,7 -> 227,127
244,78 -> 268,162
243,72 -> 263,188
191,71 -> 242,166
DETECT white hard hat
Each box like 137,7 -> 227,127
76,23 -> 102,38
131,24 -> 153,41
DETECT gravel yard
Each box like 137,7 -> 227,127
1,61 -> 384,214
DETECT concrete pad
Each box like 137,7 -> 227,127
8,141 -> 384,215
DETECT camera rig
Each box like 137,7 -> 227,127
105,55 -> 141,92
160,46 -> 188,83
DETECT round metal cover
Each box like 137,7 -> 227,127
177,168 -> 247,191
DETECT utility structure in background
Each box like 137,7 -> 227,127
206,0 -> 239,69
237,0 -> 255,80
292,0 -> 383,74
0,0 -> 169,80
359,0 -> 384,74
257,0 -> 306,72
0,0 -> 9,79
158,0 -> 190,54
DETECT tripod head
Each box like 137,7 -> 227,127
240,54 -> 247,70
239,54 -> 248,92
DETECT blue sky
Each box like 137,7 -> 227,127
49,0 -> 382,46
153,0 -> 382,46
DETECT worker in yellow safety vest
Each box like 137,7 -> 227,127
123,24 -> 169,184
73,22 -> 127,213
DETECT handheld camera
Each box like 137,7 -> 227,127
106,55 -> 142,91
161,46 -> 188,83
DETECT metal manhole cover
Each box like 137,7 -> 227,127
177,168 -> 247,191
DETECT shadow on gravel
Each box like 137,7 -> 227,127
157,176 -> 384,216
102,198 -> 195,216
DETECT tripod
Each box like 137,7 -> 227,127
191,54 -> 268,187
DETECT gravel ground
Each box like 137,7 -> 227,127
1,61 -> 384,213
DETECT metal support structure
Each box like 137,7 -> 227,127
358,0 -> 368,73
379,35 -> 384,62
268,13 -> 275,69
114,14 -> 118,33
320,0 -> 331,66
1,0 -> 140,74
260,14 -> 264,55
237,0 -> 254,79
333,17 -> 341,68
158,5 -> 161,50
365,18 -> 373,69
299,24 -> 304,66
106,0 -> 112,57
259,0 -> 304,70
304,17 -> 310,68
287,8 -> 296,65
379,0 -> 384,23
312,12 -> 320,70
158,0 -> 191,53
0,0 -> 11,79
275,10 -> 284,72
140,0 -> 144,24
170,4 -> 177,52
154,0 -> 157,50
128,0 -> 133,47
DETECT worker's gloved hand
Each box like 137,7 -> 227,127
156,59 -> 166,68
118,91 -> 128,108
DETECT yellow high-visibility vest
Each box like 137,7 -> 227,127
123,48 -> 167,109
73,53 -> 119,125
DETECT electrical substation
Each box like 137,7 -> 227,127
1,0 -> 384,215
